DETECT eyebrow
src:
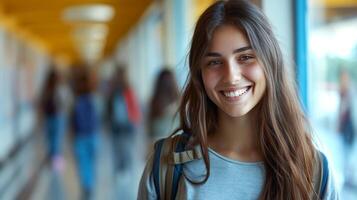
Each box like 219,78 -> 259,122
205,46 -> 252,57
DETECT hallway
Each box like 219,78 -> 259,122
0,0 -> 356,199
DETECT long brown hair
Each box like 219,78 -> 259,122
178,0 -> 317,199
41,66 -> 60,115
149,68 -> 180,119
72,66 -> 94,96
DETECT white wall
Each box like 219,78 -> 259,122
113,0 -> 195,104
262,0 -> 294,62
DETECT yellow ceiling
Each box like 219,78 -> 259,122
323,0 -> 357,7
312,0 -> 357,23
0,0 -> 152,64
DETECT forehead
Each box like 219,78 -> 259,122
207,25 -> 250,51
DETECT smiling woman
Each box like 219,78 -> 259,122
138,0 -> 339,200
201,25 -> 266,118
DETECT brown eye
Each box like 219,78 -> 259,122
239,55 -> 255,61
237,54 -> 256,64
207,60 -> 223,67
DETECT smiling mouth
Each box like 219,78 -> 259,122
221,86 -> 251,98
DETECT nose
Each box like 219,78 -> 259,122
224,60 -> 242,84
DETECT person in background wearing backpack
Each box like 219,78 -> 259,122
107,66 -> 141,173
138,1 -> 339,199
71,67 -> 99,200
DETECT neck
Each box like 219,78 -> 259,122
208,109 -> 262,162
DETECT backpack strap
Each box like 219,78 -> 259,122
165,135 -> 185,199
153,138 -> 165,200
312,151 -> 329,200
153,137 -> 172,200
319,151 -> 329,199
152,132 -> 202,200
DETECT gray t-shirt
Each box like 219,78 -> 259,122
138,148 -> 339,200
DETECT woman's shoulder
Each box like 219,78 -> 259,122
138,152 -> 157,200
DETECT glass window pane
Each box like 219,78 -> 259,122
308,0 -> 357,198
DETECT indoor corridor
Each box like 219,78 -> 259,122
0,0 -> 357,199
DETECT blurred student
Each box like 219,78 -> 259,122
40,66 -> 66,171
107,66 -> 141,172
338,68 -> 356,184
148,68 -> 180,143
338,69 -> 355,147
71,67 -> 99,200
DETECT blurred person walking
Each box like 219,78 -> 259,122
147,68 -> 180,145
107,65 -> 141,199
338,68 -> 356,185
40,66 -> 67,172
107,66 -> 141,173
71,67 -> 99,200
338,69 -> 356,147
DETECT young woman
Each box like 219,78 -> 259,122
148,68 -> 180,143
138,0 -> 339,199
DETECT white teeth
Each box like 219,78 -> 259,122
223,88 -> 249,97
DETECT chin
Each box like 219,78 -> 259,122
222,108 -> 251,118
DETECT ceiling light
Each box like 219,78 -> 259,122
72,24 -> 109,41
62,4 -> 115,22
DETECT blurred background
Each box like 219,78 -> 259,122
0,0 -> 356,199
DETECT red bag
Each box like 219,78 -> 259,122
123,88 -> 141,125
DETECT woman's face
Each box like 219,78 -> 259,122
201,25 -> 266,118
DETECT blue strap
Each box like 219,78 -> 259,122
319,152 -> 329,199
153,139 -> 165,200
153,132 -> 191,200
171,136 -> 187,200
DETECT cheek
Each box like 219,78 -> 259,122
246,65 -> 266,86
201,71 -> 220,104
201,71 -> 217,90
